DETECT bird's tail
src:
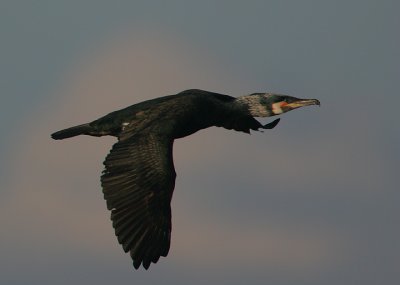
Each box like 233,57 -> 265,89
51,123 -> 92,140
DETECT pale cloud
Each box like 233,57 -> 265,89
172,212 -> 345,271
50,29 -> 240,123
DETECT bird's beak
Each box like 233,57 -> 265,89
286,98 -> 320,109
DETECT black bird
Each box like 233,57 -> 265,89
51,89 -> 320,269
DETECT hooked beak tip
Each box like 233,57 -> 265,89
303,98 -> 320,107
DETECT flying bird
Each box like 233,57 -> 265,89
51,89 -> 320,269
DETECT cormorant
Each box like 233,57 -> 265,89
51,89 -> 320,269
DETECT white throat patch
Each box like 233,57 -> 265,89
272,102 -> 284,115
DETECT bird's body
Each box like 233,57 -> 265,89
53,90 -> 276,140
52,89 -> 320,269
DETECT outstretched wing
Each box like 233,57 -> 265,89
101,133 -> 176,269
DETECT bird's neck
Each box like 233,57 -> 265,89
235,94 -> 271,117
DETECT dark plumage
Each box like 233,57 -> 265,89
51,89 -> 320,269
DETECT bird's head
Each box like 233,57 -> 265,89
263,94 -> 321,116
237,93 -> 320,117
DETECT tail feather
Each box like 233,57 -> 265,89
51,123 -> 92,140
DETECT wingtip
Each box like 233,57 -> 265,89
262,118 -> 280,129
133,259 -> 141,269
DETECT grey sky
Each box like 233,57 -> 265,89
1,1 -> 399,285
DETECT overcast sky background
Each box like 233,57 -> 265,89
1,1 -> 399,285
